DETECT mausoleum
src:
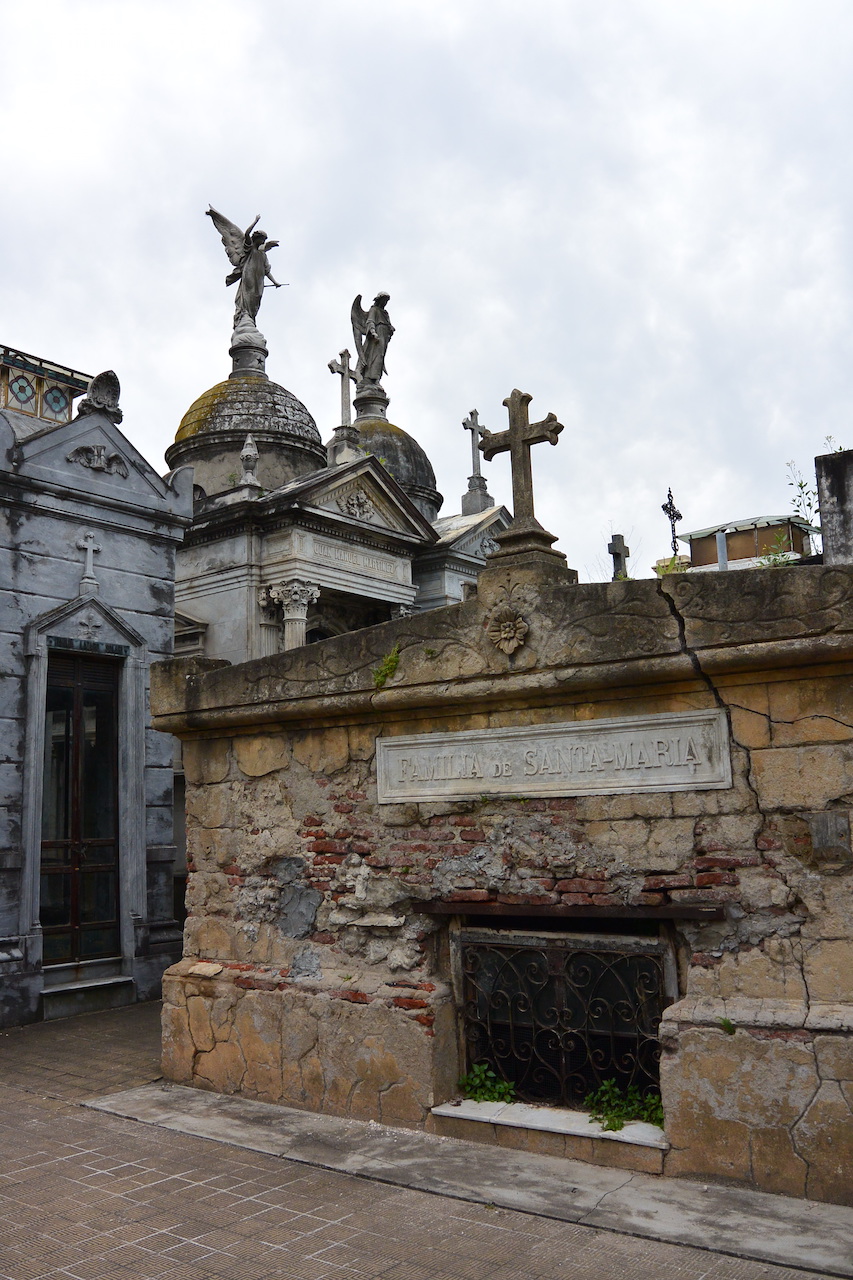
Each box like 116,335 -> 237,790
0,348 -> 191,1024
152,387 -> 853,1209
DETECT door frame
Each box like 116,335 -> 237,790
22,595 -> 148,976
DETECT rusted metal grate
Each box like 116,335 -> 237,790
460,929 -> 667,1106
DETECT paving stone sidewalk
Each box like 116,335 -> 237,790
0,1004 -> 843,1280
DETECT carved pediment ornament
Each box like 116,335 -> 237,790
76,370 -> 123,424
67,444 -> 129,478
479,535 -> 500,557
337,487 -> 376,521
487,606 -> 529,655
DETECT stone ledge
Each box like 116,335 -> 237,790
662,996 -> 853,1032
429,1100 -> 667,1174
432,1099 -> 668,1148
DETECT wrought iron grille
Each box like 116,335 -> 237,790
460,929 -> 667,1106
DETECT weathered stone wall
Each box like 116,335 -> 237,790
153,562 -> 853,1206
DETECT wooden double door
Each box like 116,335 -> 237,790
40,654 -> 121,966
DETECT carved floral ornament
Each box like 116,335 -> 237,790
486,606 -> 529,655
337,487 -> 375,521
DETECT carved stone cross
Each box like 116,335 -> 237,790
328,349 -> 358,428
463,410 -> 485,478
608,533 -> 630,580
76,530 -> 101,595
480,389 -> 563,527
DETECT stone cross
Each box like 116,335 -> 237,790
328,349 -> 358,428
463,410 -> 485,477
662,487 -> 682,556
608,533 -> 630,580
480,389 -> 563,526
76,530 -> 101,595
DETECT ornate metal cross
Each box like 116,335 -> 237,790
480,389 -> 563,526
661,488 -> 682,556
608,533 -> 630,580
328,349 -> 358,428
463,410 -> 485,477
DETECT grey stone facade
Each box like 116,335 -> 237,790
0,347 -> 191,1025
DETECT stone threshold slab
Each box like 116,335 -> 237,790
86,1083 -> 853,1277
431,1099 -> 668,1148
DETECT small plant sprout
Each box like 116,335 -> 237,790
372,644 -> 400,689
584,1079 -> 664,1131
458,1063 -> 516,1103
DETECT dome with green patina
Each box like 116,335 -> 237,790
166,374 -> 326,496
357,418 -> 443,522
174,375 -> 321,447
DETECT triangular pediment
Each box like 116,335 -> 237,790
442,507 -> 513,558
26,594 -> 146,654
18,412 -> 171,505
284,458 -> 437,542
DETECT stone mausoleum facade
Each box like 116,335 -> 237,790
0,349 -> 191,1024
153,503 -> 853,1207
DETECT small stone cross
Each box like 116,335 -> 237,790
76,530 -> 101,594
463,410 -> 485,478
662,487 -> 683,555
328,349 -> 358,428
480,389 -> 563,526
608,533 -> 630,580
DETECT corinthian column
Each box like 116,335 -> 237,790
256,586 -> 282,658
269,580 -> 320,651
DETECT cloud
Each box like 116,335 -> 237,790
3,0 -> 853,578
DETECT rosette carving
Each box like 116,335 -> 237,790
487,607 -> 529,655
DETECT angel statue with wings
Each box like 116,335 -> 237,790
206,206 -> 282,332
351,292 -> 394,388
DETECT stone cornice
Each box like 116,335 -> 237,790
151,565 -> 853,735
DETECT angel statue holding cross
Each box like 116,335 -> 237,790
206,206 -> 282,333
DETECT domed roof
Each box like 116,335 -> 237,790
175,374 -> 321,447
358,418 -> 443,522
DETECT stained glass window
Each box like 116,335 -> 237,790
9,374 -> 36,411
43,383 -> 70,422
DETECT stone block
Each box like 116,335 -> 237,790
234,991 -> 284,1103
292,728 -> 349,774
590,1140 -> 664,1175
750,1127 -> 807,1198
194,1038 -> 247,1094
161,1001 -> 194,1083
183,738 -> 231,784
814,1034 -> 853,1081
751,744 -> 853,809
233,734 -> 290,777
804,939 -> 853,1003
794,1081 -> 853,1207
768,676 -> 853,746
727,701 -> 771,750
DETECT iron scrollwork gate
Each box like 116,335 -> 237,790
459,928 -> 668,1105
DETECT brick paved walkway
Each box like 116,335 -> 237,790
0,1004 -> 840,1280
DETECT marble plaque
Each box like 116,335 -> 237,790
376,709 -> 731,803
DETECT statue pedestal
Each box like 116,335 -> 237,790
229,323 -> 268,379
354,384 -> 389,422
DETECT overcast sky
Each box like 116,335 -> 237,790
4,0 -> 853,579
